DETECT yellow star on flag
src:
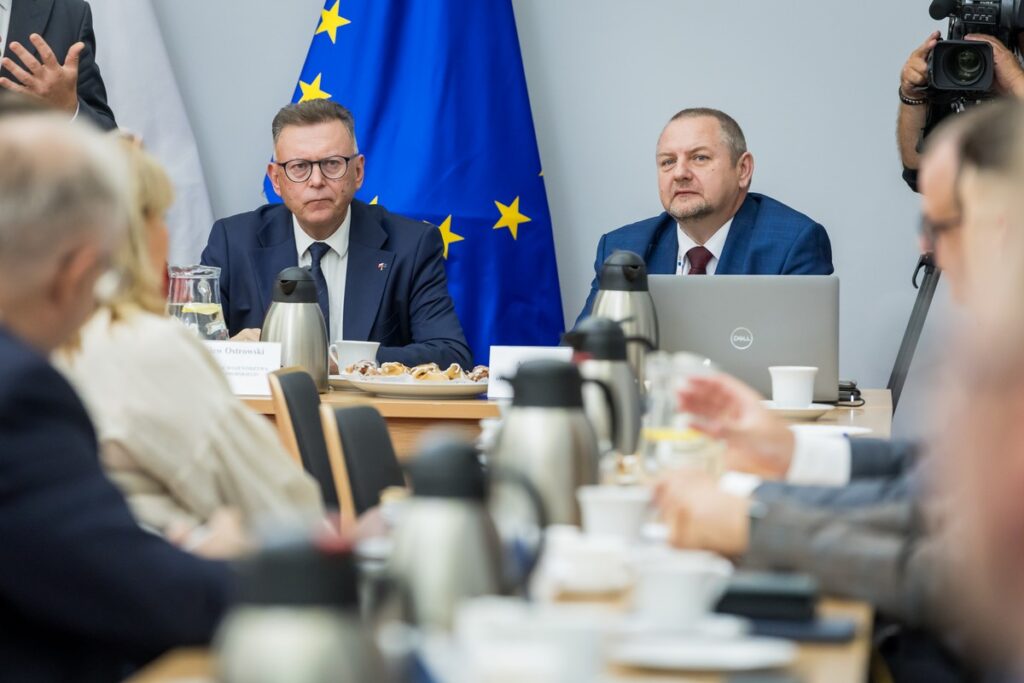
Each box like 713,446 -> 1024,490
316,0 -> 351,43
493,196 -> 531,240
438,215 -> 464,259
298,73 -> 331,103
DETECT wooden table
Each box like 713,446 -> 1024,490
134,390 -> 891,682
816,389 -> 892,439
129,599 -> 871,683
241,388 -> 892,460
242,390 -> 501,460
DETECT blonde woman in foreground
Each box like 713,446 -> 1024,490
56,137 -> 323,552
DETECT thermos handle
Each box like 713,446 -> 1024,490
581,377 -> 619,448
624,335 -> 656,351
489,465 -> 548,594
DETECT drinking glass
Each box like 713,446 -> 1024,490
167,265 -> 229,341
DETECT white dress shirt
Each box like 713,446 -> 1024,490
294,210 -> 351,340
675,219 -> 733,275
719,431 -> 853,498
0,0 -> 13,60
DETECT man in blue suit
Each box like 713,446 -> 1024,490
0,114 -> 229,680
578,108 -> 833,323
202,100 -> 472,370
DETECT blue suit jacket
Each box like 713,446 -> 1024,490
577,192 -> 834,324
201,200 -> 473,369
0,326 -> 230,681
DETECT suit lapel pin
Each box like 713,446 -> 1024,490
377,262 -> 387,271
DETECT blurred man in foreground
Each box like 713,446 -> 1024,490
0,113 -> 228,680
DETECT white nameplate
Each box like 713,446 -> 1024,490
487,345 -> 573,400
203,341 -> 282,396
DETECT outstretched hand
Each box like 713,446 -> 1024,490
0,34 -> 82,113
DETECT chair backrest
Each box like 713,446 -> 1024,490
320,404 -> 405,520
268,368 -> 339,509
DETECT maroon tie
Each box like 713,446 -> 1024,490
686,246 -> 714,275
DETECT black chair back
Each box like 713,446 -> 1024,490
328,405 -> 405,515
275,371 -> 339,509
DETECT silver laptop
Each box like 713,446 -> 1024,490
648,275 -> 839,402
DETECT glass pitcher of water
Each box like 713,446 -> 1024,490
167,265 -> 229,341
640,351 -> 724,476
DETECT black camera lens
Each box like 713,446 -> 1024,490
944,45 -> 986,86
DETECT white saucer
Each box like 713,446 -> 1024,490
611,635 -> 796,672
616,613 -> 750,640
789,424 -> 872,438
762,401 -> 834,420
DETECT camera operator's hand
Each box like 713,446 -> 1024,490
965,34 -> 1024,98
901,31 -> 941,99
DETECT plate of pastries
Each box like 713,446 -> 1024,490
334,360 -> 489,399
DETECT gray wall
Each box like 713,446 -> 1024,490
148,0 -> 943,405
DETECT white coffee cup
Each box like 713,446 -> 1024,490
542,525 -> 630,594
769,365 -> 818,408
576,485 -> 652,543
454,597 -> 607,683
631,548 -> 733,630
329,340 -> 380,371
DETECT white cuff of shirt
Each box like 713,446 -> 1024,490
785,431 -> 852,487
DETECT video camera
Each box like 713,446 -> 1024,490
928,0 -> 1024,95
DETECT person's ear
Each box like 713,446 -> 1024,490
353,154 -> 365,191
47,243 -> 104,314
268,162 -> 283,197
737,152 -> 755,190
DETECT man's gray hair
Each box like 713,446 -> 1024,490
271,99 -> 359,152
668,108 -> 748,164
0,115 -> 129,283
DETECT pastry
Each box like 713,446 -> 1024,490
444,363 -> 465,380
468,365 -> 489,382
345,360 -> 379,376
411,363 -> 447,381
379,362 -> 408,377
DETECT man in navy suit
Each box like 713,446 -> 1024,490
0,0 -> 117,130
578,108 -> 833,323
201,100 -> 472,369
0,114 -> 228,680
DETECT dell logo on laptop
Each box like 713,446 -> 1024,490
730,327 -> 754,350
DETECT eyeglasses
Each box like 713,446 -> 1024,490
275,154 -> 357,183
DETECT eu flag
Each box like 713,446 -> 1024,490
266,0 -> 565,364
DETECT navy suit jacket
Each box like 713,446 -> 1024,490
0,326 -> 230,681
201,200 -> 473,369
577,192 -> 834,324
1,0 -> 117,131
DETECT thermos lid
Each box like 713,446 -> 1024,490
271,266 -> 320,304
598,250 -> 648,292
562,317 -> 628,361
406,439 -> 487,501
233,539 -> 359,608
510,359 -> 585,409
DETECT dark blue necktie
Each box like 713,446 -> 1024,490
308,241 -> 331,337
